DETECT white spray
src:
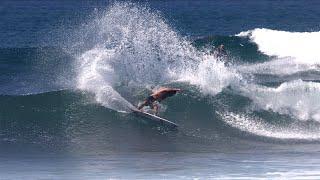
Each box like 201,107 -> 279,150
74,2 -> 237,112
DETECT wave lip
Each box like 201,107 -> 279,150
237,28 -> 320,64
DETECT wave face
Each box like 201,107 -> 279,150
0,47 -> 76,95
3,3 -> 320,154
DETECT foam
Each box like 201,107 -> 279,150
221,112 -> 320,140
238,57 -> 320,76
238,80 -> 320,122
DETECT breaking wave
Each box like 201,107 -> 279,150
67,3 -> 320,141
237,28 -> 320,64
239,80 -> 320,122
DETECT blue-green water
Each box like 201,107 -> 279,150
2,1 -> 320,179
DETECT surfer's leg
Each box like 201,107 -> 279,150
140,96 -> 154,110
138,100 -> 147,110
153,103 -> 159,115
149,103 -> 157,115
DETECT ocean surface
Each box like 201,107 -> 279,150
2,0 -> 320,179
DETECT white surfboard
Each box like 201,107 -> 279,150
131,108 -> 178,128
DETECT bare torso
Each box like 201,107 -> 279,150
151,88 -> 180,101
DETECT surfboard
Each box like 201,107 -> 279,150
131,108 -> 178,128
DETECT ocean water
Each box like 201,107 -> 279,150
2,0 -> 320,179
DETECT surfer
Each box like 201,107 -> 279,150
138,87 -> 181,114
